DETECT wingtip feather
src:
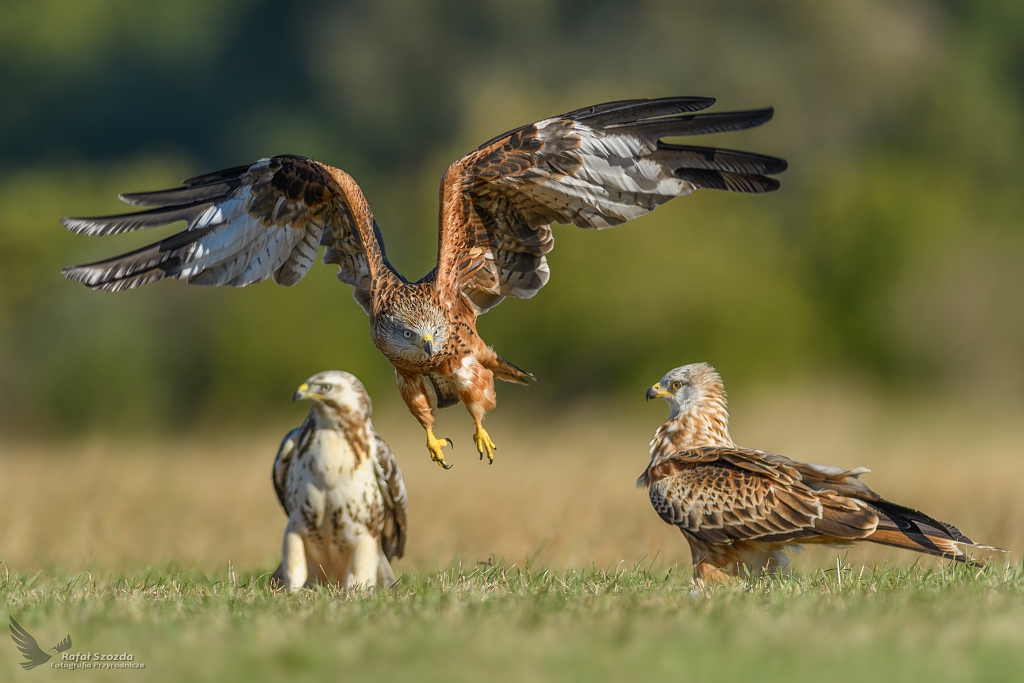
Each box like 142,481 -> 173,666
60,216 -> 99,235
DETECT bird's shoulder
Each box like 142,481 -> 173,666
273,418 -> 315,512
275,419 -> 315,466
646,446 -> 800,484
655,446 -> 879,500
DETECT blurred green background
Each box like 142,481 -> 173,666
2,0 -> 1023,434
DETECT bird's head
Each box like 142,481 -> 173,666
646,362 -> 727,421
293,370 -> 371,426
374,292 -> 447,361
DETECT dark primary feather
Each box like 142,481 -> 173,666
652,143 -> 789,175
609,107 -> 776,136
438,97 -> 787,310
119,181 -> 240,208
672,168 -> 780,193
61,204 -> 216,236
61,223 -> 221,292
61,156 -> 384,299
565,95 -> 717,125
182,163 -> 255,188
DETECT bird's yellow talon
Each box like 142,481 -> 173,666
473,424 -> 496,463
426,429 -> 453,469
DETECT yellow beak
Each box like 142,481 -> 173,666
646,383 -> 673,401
422,332 -> 434,356
293,382 -> 320,402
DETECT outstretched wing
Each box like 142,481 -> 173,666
53,634 -> 72,653
61,155 -> 392,314
9,617 -> 51,670
647,448 -> 876,545
372,432 -> 408,561
436,97 -> 787,313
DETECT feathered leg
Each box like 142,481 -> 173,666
452,356 -> 498,463
396,370 -> 452,469
692,560 -> 731,585
282,520 -> 308,592
347,532 -> 381,589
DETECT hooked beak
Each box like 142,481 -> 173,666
422,333 -> 434,356
293,382 -> 314,402
646,383 -> 673,401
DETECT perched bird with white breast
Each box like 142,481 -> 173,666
270,371 -> 407,591
639,362 -> 998,581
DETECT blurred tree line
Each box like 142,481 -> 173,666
1,0 -> 1023,433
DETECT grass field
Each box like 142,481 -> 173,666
2,385 -> 1023,680
3,563 -> 1024,682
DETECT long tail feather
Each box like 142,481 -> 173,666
491,355 -> 540,385
866,499 -> 1000,565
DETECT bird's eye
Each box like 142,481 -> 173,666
671,381 -> 683,390
321,384 -> 332,392
403,330 -> 412,339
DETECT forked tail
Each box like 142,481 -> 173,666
865,499 -> 1002,567
491,355 -> 540,385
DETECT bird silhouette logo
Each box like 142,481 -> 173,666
8,617 -> 72,670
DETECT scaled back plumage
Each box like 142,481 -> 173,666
641,363 -> 999,579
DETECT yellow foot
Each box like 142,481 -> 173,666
473,424 -> 497,464
426,429 -> 453,469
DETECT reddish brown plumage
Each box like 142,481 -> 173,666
641,363 -> 996,579
61,98 -> 786,466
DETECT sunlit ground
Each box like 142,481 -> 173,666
1,385 -> 1020,574
2,386 -> 1022,682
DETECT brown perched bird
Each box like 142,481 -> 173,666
639,363 -> 997,580
61,97 -> 786,468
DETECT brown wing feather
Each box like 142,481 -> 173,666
373,432 -> 408,561
646,449 -> 879,545
646,447 -> 996,564
272,420 -> 311,513
435,97 -> 786,312
648,454 -> 823,544
62,156 -> 391,312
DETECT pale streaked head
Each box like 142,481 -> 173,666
646,362 -> 727,420
293,370 -> 371,425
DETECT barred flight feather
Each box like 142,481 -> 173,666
119,181 -> 239,207
564,96 -> 717,126
62,99 -> 786,468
